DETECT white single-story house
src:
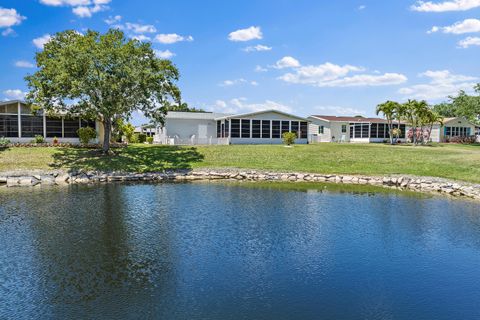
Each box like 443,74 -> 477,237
308,115 -> 477,143
308,115 -> 407,143
155,110 -> 310,145
0,100 -> 102,144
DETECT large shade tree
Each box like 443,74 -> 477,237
26,29 -> 181,153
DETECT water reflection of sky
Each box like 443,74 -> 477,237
1,183 -> 480,319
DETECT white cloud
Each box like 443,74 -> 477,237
125,22 -> 156,34
72,4 -> 108,18
429,18 -> 480,34
0,7 -> 26,36
358,5 -> 367,10
39,0 -> 110,18
274,56 -> 301,69
219,79 -> 258,87
33,34 -> 52,49
104,15 -> 122,25
411,0 -> 480,12
132,34 -> 151,41
14,60 -> 34,68
278,60 -> 407,87
458,36 -> 480,47
212,98 -> 292,114
314,106 -> 366,116
243,44 -> 272,52
255,65 -> 268,72
1,27 -> 15,36
398,70 -> 478,100
154,49 -> 175,59
228,26 -> 262,42
3,89 -> 27,100
154,33 -> 193,44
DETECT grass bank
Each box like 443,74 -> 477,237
0,143 -> 479,183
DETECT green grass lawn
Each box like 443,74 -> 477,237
1,143 -> 479,183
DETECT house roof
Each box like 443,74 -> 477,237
214,109 -> 310,121
309,115 -> 392,123
166,111 -> 232,120
0,100 -> 25,106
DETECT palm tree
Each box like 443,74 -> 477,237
424,110 -> 444,143
402,99 -> 429,145
376,101 -> 400,144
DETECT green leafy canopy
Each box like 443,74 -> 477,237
25,29 -> 181,152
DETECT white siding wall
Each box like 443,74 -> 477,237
308,118 -> 331,143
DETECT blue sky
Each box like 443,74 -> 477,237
1,0 -> 480,124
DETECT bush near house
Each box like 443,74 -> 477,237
282,132 -> 297,146
147,136 -> 154,144
77,127 -> 97,145
447,136 -> 477,144
138,133 -> 147,144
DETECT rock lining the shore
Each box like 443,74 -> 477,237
1,169 -> 479,201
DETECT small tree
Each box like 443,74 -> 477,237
26,29 -> 180,154
282,132 -> 297,146
121,123 -> 135,143
376,101 -> 400,144
77,127 -> 97,144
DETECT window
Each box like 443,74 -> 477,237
262,120 -> 271,138
231,119 -> 240,138
272,121 -> 281,138
300,122 -> 308,139
63,118 -> 80,138
241,119 -> 250,138
21,115 -> 43,137
341,124 -> 347,133
252,120 -> 261,138
281,121 -> 290,135
371,124 -> 378,138
446,127 -> 451,136
362,124 -> 369,138
46,117 -> 62,138
81,119 -> 96,129
217,121 -> 221,138
318,126 -> 324,134
399,124 -> 406,138
291,121 -> 299,136
0,115 -> 19,137
225,120 -> 229,138
349,124 -> 354,138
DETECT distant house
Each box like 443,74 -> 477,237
308,115 -> 406,143
155,110 -> 310,145
0,100 -> 102,144
439,117 -> 477,142
308,114 -> 477,143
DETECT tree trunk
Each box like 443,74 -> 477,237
388,119 -> 393,145
102,118 -> 112,154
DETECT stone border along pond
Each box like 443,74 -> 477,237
1,169 -> 480,201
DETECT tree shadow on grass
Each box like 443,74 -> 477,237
49,145 -> 205,173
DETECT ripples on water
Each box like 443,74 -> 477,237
0,182 -> 480,319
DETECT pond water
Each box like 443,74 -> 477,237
1,182 -> 480,319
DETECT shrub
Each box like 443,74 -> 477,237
138,133 -> 147,143
34,135 -> 45,144
53,137 -> 59,145
130,133 -> 140,144
448,135 -> 477,144
121,123 -> 135,143
77,127 -> 97,144
146,136 -> 154,144
282,132 -> 297,146
0,137 -> 10,147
